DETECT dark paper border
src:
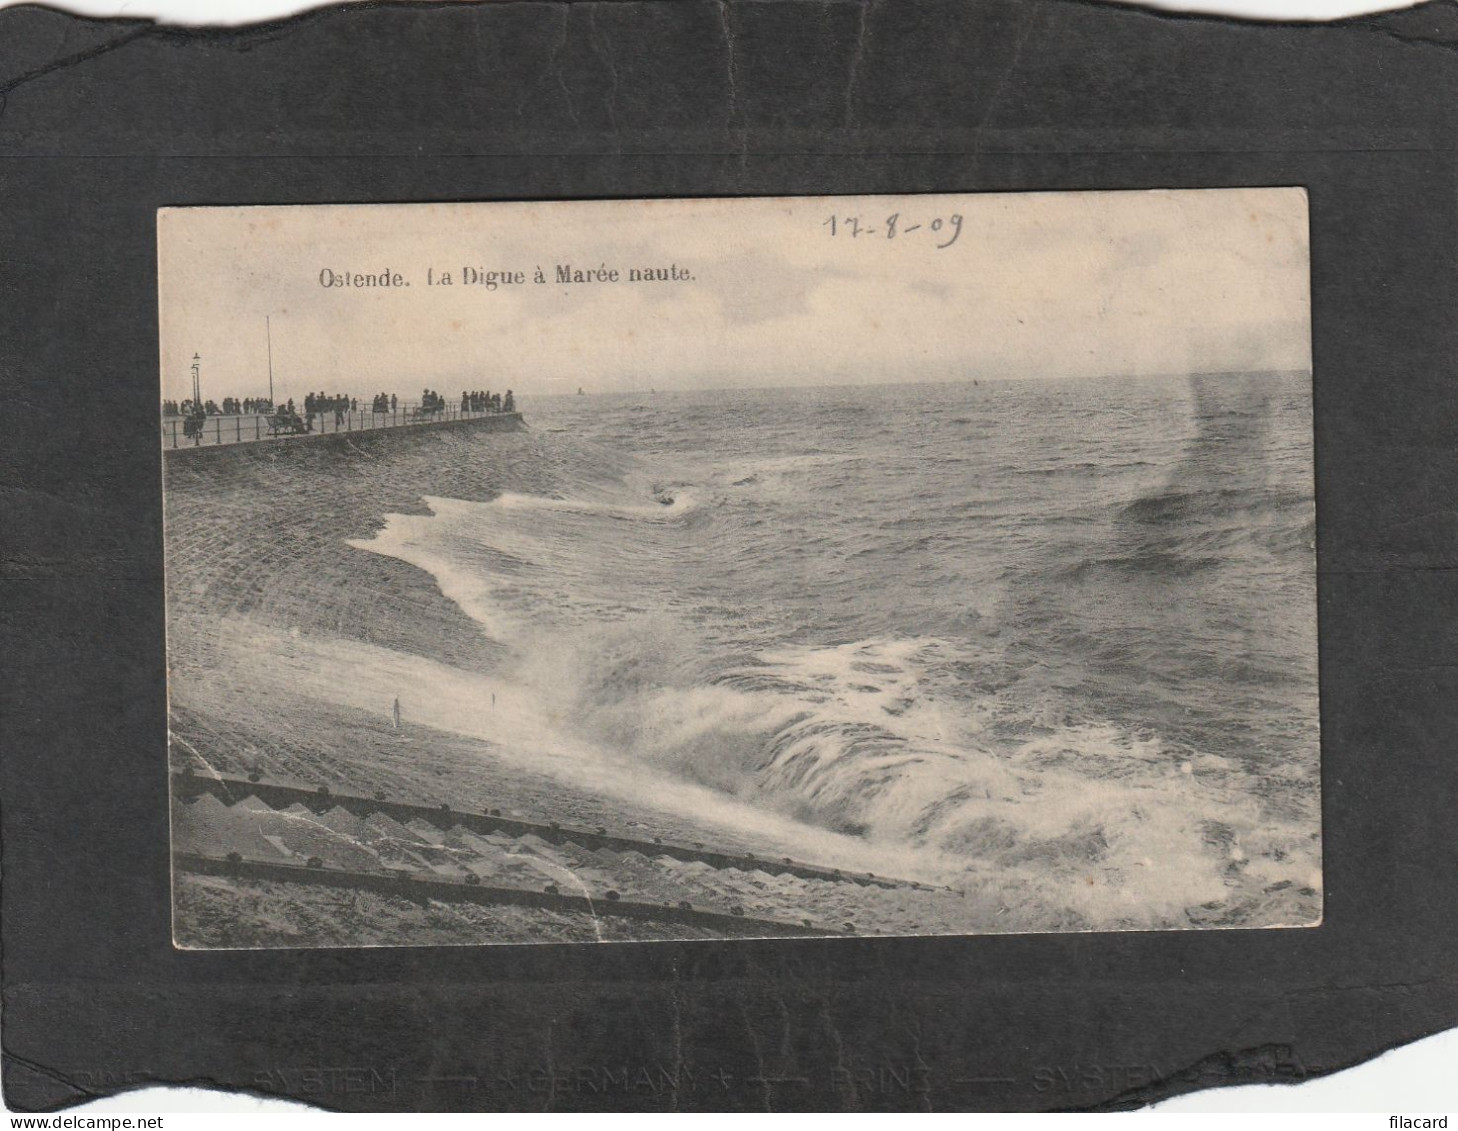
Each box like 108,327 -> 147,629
2,0 -> 1456,1112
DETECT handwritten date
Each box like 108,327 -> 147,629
823,212 -> 963,248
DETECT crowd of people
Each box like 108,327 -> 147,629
303,391 -> 356,423
459,389 -> 513,413
163,387 -> 518,440
413,389 -> 514,414
162,396 -> 284,417
163,398 -> 226,417
164,389 -> 517,420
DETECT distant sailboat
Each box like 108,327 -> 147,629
577,386 -> 585,395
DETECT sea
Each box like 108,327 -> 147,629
351,373 -> 1322,930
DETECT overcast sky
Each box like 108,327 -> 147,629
157,189 -> 1311,403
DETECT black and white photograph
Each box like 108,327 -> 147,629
160,190 -> 1320,948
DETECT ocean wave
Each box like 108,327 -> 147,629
490,486 -> 698,519
332,377 -> 1319,927
530,626 -> 1318,921
1118,486 -> 1308,525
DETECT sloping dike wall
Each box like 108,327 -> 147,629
163,412 -> 534,682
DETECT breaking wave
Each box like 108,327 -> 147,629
343,375 -> 1321,927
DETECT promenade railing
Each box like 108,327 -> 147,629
161,402 -> 515,450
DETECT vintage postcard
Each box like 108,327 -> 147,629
159,191 -> 1320,948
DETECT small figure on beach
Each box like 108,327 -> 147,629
392,697 -> 401,729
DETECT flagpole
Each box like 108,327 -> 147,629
266,315 -> 274,406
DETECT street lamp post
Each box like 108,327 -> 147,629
191,353 -> 202,446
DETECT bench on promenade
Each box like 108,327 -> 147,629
266,413 -> 310,437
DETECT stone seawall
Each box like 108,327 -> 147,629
163,411 -> 539,681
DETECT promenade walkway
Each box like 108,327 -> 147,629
162,403 -> 514,450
